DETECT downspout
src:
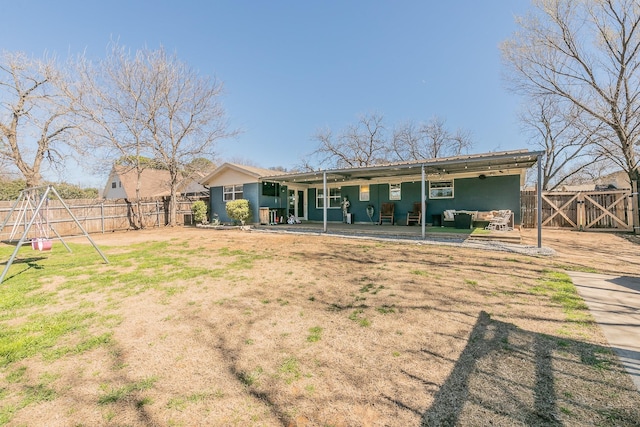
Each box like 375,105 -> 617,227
537,154 -> 543,248
421,164 -> 426,239
323,171 -> 327,233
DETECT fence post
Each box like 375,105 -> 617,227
633,180 -> 639,235
101,201 -> 105,234
537,155 -> 542,248
577,193 -> 585,231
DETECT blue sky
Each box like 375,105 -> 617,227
0,0 -> 533,186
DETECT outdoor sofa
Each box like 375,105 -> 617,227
441,209 -> 514,229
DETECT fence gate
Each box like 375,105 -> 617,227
522,190 -> 634,231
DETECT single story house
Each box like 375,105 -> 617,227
103,165 -> 208,199
200,149 -> 544,234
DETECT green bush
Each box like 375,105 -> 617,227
0,180 -> 98,200
191,200 -> 208,224
225,199 -> 252,225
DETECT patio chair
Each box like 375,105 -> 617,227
485,210 -> 513,231
379,202 -> 395,225
406,202 -> 423,226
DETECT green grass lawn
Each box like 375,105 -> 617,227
0,230 -> 637,427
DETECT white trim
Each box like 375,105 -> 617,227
359,184 -> 370,201
316,187 -> 342,209
223,184 -> 244,201
389,183 -> 401,200
429,180 -> 454,199
287,185 -> 308,220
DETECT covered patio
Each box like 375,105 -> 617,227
265,150 -> 544,247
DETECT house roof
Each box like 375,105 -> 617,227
177,170 -> 209,195
264,149 -> 545,185
106,166 -> 172,199
199,163 -> 283,186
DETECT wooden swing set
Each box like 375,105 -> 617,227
0,185 -> 109,284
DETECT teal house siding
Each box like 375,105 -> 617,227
307,182 -> 427,224
209,183 -> 261,223
243,183 -> 260,223
307,188 -> 342,222
427,175 -> 522,223
209,183 -> 289,224
305,176 -> 520,224
200,152 -> 539,227
209,186 -> 226,221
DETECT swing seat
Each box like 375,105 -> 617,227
31,238 -> 52,251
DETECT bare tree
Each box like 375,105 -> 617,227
0,51 -> 78,187
75,44 -> 154,228
521,95 -> 605,190
309,113 -> 388,169
390,117 -> 472,161
140,47 -> 237,226
502,0 -> 640,183
78,44 -> 237,226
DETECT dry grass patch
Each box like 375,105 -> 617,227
0,227 -> 638,426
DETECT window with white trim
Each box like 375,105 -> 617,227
359,184 -> 370,201
389,183 -> 401,200
316,187 -> 342,208
223,184 -> 244,201
429,180 -> 454,199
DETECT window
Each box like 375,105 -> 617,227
316,187 -> 341,208
389,183 -> 401,200
111,182 -> 116,189
223,184 -> 244,201
359,184 -> 370,201
429,180 -> 454,199
262,181 -> 280,196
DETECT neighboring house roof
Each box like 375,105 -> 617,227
556,170 -> 631,192
103,166 -> 171,199
557,184 -> 596,192
597,170 -> 631,189
178,171 -> 209,196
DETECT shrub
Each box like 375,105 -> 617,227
225,199 -> 252,225
191,200 -> 208,224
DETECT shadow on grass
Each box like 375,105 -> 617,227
416,311 -> 639,426
0,256 -> 48,282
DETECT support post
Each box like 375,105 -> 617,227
633,180 -> 639,235
0,189 -> 50,284
537,154 -> 543,248
421,165 -> 426,239
323,171 -> 327,233
48,187 -> 109,264
1,185 -> 109,285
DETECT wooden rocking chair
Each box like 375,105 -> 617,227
379,203 -> 395,225
406,202 -> 424,226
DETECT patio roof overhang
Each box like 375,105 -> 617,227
264,149 -> 545,185
261,149 -> 545,248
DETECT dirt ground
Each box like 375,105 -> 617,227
91,225 -> 640,276
520,227 -> 640,276
2,226 -> 640,426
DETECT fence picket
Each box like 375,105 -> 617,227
0,197 -> 208,241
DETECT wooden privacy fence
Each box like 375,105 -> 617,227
521,190 -> 636,231
0,197 -> 207,241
